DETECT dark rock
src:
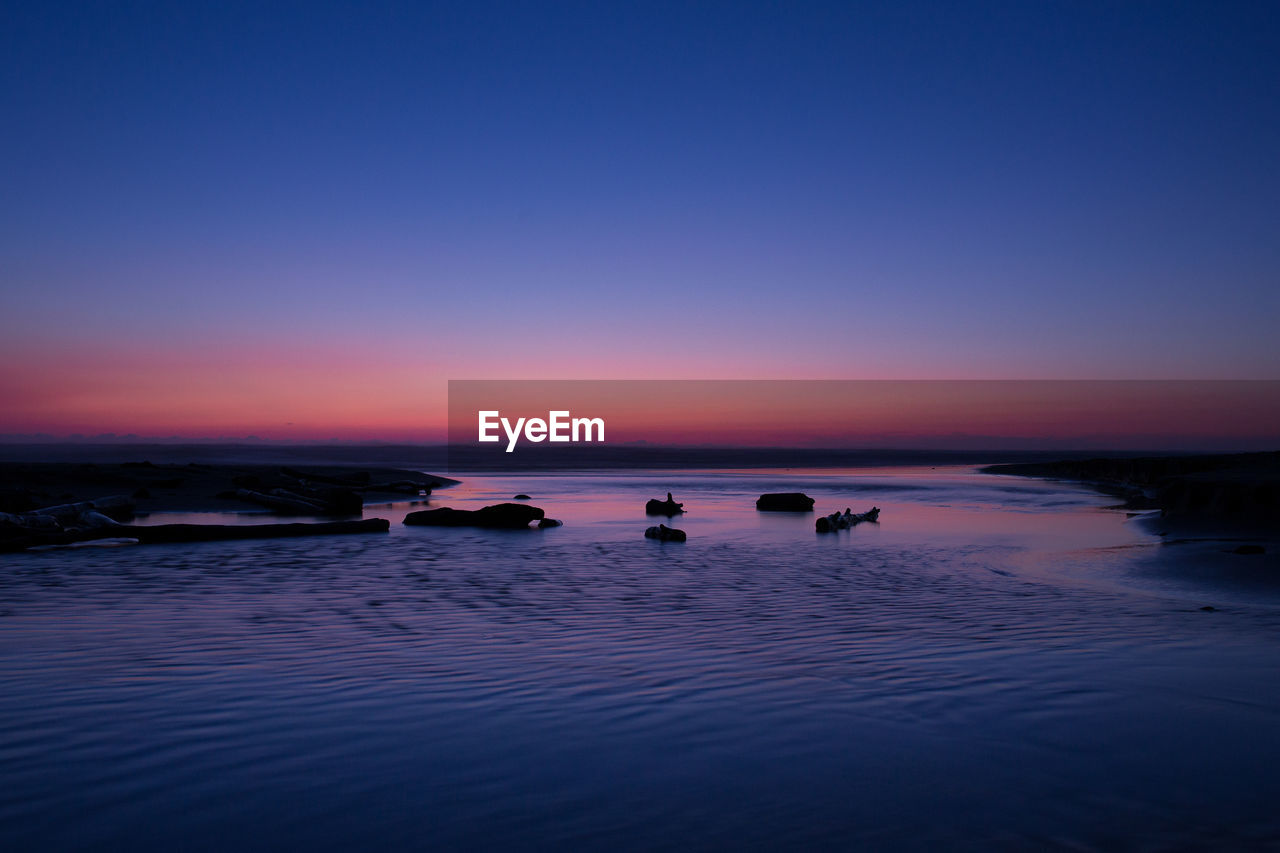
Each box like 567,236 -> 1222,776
645,523 -> 686,542
816,506 -> 880,532
1201,605 -> 1217,611
132,488 -> 152,499
756,492 -> 815,512
514,494 -> 532,500
231,474 -> 262,489
646,492 -> 684,515
538,518 -> 563,528
1233,544 -> 1266,555
404,503 -> 545,529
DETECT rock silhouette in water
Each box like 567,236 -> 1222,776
404,503 -> 545,529
816,506 -> 880,533
756,492 -> 815,512
644,523 -> 686,542
645,492 -> 684,515
513,494 -> 532,500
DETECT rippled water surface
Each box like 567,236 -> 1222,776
3,467 -> 1279,851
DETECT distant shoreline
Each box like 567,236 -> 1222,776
0,441 -> 1241,475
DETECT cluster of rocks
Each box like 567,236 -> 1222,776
644,492 -> 687,541
636,491 -> 881,542
4,484 -> 882,552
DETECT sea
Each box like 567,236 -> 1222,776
3,458 -> 1279,851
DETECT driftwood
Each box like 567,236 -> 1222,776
645,523 -> 686,542
281,467 -> 431,496
234,488 -> 361,516
235,488 -> 326,514
71,510 -> 126,531
267,486 -> 362,514
404,503 -> 544,529
1,495 -> 138,545
364,481 -> 432,495
0,511 -> 61,531
128,518 -> 388,544
645,492 -> 684,516
1,518 -> 390,552
304,487 -> 364,514
281,467 -> 371,486
816,506 -> 880,533
18,495 -> 135,523
282,471 -> 427,499
756,493 -> 815,512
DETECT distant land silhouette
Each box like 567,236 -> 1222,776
1,441 -> 1262,473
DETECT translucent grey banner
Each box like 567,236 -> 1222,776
446,380 -> 1280,472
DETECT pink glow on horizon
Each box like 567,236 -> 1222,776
2,339 -> 447,440
4,331 -> 1279,446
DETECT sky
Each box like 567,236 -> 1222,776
1,1 -> 1278,442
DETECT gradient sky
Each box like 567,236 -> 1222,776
2,1 -> 1278,440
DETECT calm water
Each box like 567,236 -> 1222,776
2,467 -> 1279,851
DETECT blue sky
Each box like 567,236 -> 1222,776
2,1 -> 1278,436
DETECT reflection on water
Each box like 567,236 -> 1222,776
2,467 -> 1278,850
